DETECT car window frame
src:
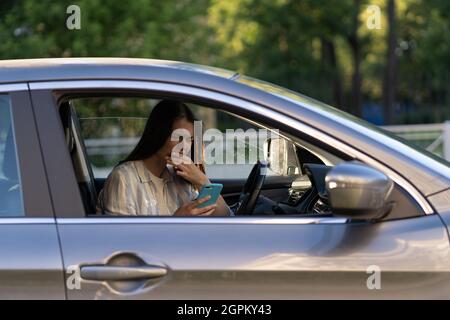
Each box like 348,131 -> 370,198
0,84 -> 54,218
28,79 -> 433,220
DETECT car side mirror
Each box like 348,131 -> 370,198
264,137 -> 299,176
263,137 -> 286,175
325,162 -> 394,220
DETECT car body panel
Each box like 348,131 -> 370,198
0,58 -> 237,84
0,221 -> 66,299
428,189 -> 450,239
2,87 -> 54,216
57,215 -> 450,299
0,86 -> 64,299
428,189 -> 450,213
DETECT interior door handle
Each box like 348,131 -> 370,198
80,265 -> 168,281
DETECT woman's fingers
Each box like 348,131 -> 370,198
188,197 -> 215,215
191,204 -> 217,216
167,154 -> 192,165
198,208 -> 216,216
176,163 -> 188,171
167,157 -> 193,174
175,170 -> 189,179
166,157 -> 180,168
175,198 -> 217,217
191,195 -> 211,207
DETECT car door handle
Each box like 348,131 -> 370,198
80,265 -> 168,281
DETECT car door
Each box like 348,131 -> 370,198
0,84 -> 65,299
30,80 -> 450,299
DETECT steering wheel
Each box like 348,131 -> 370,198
234,161 -> 268,216
296,163 -> 332,214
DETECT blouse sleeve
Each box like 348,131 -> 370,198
99,169 -> 137,216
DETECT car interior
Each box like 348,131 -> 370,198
58,95 -> 425,220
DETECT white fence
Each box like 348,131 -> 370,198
84,133 -> 267,179
382,121 -> 450,161
82,121 -> 450,178
84,121 -> 450,161
3,122 -> 449,179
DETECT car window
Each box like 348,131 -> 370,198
0,95 -> 24,217
71,98 -> 300,180
79,116 -> 147,178
72,97 -> 154,178
188,106 -> 301,180
63,95 -> 421,220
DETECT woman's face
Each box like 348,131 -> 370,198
157,117 -> 194,158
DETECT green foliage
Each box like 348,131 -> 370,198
208,0 -> 362,107
0,0 -> 217,62
0,0 -> 448,123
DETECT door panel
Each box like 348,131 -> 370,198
58,214 -> 450,299
0,222 -> 66,299
0,88 -> 65,299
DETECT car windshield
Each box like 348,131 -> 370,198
237,75 -> 450,168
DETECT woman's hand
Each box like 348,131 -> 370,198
173,195 -> 217,216
166,155 -> 209,189
168,155 -> 230,216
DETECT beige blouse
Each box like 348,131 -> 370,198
97,160 -> 198,216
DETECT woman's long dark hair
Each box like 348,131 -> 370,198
122,99 -> 198,165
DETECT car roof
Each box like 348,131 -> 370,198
0,58 -> 238,84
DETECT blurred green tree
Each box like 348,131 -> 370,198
0,0 -> 449,123
0,0 -> 218,62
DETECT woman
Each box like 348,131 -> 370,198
97,99 -> 230,216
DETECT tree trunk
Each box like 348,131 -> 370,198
322,38 -> 344,108
348,0 -> 362,117
383,0 -> 397,125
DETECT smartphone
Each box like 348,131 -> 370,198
196,183 -> 223,208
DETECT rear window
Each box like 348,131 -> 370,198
0,95 -> 24,217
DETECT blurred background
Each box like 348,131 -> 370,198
1,0 -> 449,159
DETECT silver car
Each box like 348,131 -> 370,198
0,58 -> 449,299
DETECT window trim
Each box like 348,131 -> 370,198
55,216 -> 348,225
29,80 -> 434,218
29,89 -> 86,218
